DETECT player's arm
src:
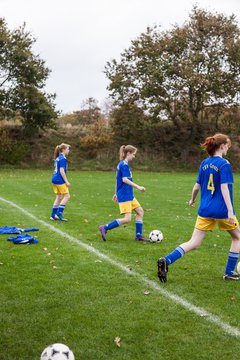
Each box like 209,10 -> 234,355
188,183 -> 200,207
112,180 -> 118,202
112,185 -> 117,202
60,167 -> 71,187
122,177 -> 145,192
221,183 -> 234,223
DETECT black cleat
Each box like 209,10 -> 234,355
157,257 -> 168,283
223,272 -> 239,281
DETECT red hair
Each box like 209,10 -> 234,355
201,133 -> 231,156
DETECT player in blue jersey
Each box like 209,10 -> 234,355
50,143 -> 71,222
157,133 -> 240,282
99,145 -> 148,241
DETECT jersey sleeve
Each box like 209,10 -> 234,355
121,164 -> 131,178
220,162 -> 233,184
58,157 -> 67,169
196,164 -> 202,184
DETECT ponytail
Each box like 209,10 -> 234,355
53,143 -> 70,160
201,134 -> 230,156
119,145 -> 137,160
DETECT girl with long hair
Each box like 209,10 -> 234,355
99,145 -> 148,241
158,134 -> 240,282
50,143 -> 71,222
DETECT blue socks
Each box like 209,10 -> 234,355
104,219 -> 143,236
104,219 -> 121,231
165,246 -> 185,265
51,206 -> 58,218
57,204 -> 65,216
136,220 -> 143,238
164,247 -> 239,275
225,252 -> 239,275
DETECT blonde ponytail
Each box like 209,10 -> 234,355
119,145 -> 137,160
53,143 -> 70,160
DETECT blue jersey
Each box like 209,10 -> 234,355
52,154 -> 68,185
116,160 -> 134,203
196,156 -> 234,219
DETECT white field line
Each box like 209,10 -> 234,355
1,196 -> 240,338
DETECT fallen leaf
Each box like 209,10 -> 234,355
83,219 -> 89,223
114,336 -> 121,347
144,290 -> 150,296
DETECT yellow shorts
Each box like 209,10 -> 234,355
52,184 -> 69,195
119,198 -> 141,214
195,216 -> 239,231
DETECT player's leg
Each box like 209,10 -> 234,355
134,206 -> 148,241
99,202 -> 132,241
157,228 -> 206,283
50,186 -> 62,220
57,192 -> 70,221
223,226 -> 240,280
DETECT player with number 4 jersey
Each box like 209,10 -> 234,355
197,156 -> 234,219
157,133 -> 240,283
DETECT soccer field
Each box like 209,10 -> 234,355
0,170 -> 240,359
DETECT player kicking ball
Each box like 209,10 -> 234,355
158,133 -> 240,283
99,145 -> 148,242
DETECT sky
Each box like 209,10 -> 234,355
1,0 -> 240,114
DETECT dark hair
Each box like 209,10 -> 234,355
119,145 -> 137,160
201,133 -> 231,156
53,143 -> 70,160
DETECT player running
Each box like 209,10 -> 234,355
99,145 -> 148,241
50,143 -> 71,222
158,133 -> 240,282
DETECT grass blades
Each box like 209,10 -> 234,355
0,170 -> 240,359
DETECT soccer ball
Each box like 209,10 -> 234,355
237,261 -> 240,274
40,343 -> 75,360
149,230 -> 163,243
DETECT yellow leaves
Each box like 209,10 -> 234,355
114,336 -> 121,347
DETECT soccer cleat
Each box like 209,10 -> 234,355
57,214 -> 68,222
99,225 -> 107,241
50,215 -> 59,221
157,257 -> 168,283
135,235 -> 150,242
223,272 -> 240,281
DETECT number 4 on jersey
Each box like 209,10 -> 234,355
207,173 -> 215,194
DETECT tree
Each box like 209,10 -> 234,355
110,101 -> 148,146
105,7 -> 240,127
0,18 -> 57,130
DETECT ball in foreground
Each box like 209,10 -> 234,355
237,261 -> 240,274
40,343 -> 75,360
149,230 -> 163,243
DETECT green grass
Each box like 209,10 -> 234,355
0,170 -> 240,359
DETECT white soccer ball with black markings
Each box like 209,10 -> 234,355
40,343 -> 75,360
237,261 -> 240,274
149,230 -> 163,243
